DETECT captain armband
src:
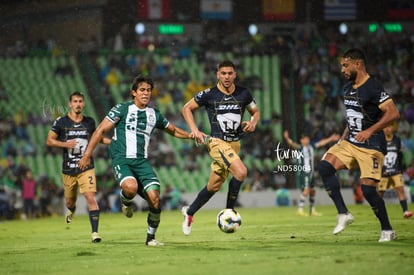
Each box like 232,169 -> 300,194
247,100 -> 257,111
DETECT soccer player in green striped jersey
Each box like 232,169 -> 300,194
79,76 -> 195,246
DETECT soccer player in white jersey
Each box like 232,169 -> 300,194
283,130 -> 339,216
78,76 -> 195,246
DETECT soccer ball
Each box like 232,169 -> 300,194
217,209 -> 242,233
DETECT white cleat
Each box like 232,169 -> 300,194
121,203 -> 133,218
65,210 -> 74,224
181,206 -> 193,236
92,232 -> 102,243
378,230 -> 396,242
403,211 -> 412,219
146,239 -> 164,246
333,213 -> 354,235
120,195 -> 133,218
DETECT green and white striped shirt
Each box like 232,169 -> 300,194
106,101 -> 169,159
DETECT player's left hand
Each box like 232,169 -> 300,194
331,133 -> 341,142
354,129 -> 373,142
189,129 -> 208,146
242,121 -> 256,132
78,156 -> 90,170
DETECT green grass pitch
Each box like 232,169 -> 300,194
1,204 -> 413,275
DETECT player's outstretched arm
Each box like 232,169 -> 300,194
78,118 -> 113,170
315,133 -> 340,148
182,98 -> 207,144
164,124 -> 192,139
101,137 -> 112,145
283,130 -> 300,150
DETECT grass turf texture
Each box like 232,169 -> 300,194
1,204 -> 413,275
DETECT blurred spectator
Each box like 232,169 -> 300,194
169,83 -> 184,102
37,176 -> 58,217
250,167 -> 266,191
105,67 -> 121,86
0,82 -> 8,102
96,173 -> 117,213
0,184 -> 12,220
13,109 -> 29,140
54,63 -> 74,77
397,113 -> 411,136
401,131 -> 414,152
160,184 -> 185,210
0,116 -> 12,139
404,105 -> 414,124
21,169 -> 37,220
1,167 -> 21,219
183,154 -> 199,172
405,160 -> 414,202
275,187 -> 291,206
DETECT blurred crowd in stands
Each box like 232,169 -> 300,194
1,23 -> 414,220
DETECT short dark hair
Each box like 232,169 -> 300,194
69,91 -> 84,101
217,60 -> 236,71
131,76 -> 154,91
342,48 -> 366,64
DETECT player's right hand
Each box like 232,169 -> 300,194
190,130 -> 208,146
78,156 -> 90,170
66,139 -> 78,149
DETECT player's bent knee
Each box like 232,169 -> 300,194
149,198 -> 160,209
317,160 -> 336,178
229,160 -> 247,180
207,181 -> 222,192
208,186 -> 221,192
361,184 -> 378,199
65,198 -> 76,208
84,193 -> 96,202
233,167 -> 247,181
146,190 -> 161,208
122,181 -> 138,195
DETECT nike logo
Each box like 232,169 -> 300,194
349,91 -> 357,95
224,97 -> 232,101
73,124 -> 81,128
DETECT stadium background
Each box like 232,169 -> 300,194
1,0 -> 413,215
